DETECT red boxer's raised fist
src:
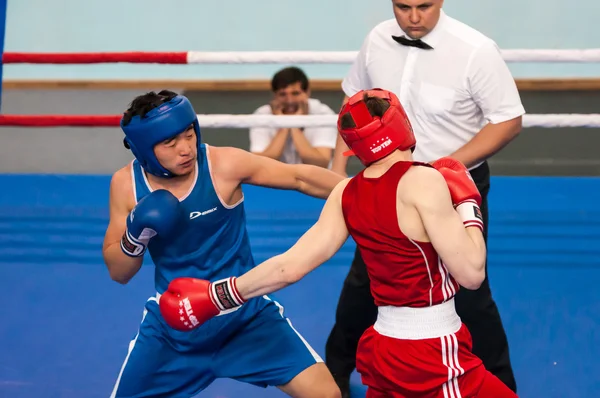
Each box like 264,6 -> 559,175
159,277 -> 245,331
431,157 -> 481,207
432,157 -> 484,231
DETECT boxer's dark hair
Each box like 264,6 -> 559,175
339,93 -> 391,129
271,67 -> 309,92
121,90 -> 179,126
121,90 -> 179,149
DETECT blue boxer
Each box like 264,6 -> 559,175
102,92 -> 336,397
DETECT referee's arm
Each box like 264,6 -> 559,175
450,117 -> 522,169
332,33 -> 372,176
449,41 -> 525,168
331,95 -> 350,175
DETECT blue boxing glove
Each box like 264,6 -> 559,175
120,189 -> 183,257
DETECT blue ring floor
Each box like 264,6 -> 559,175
1,175 -> 599,397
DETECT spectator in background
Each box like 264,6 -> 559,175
249,67 -> 338,168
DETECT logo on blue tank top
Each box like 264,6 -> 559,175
190,207 -> 218,220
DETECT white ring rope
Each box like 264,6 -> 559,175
181,49 -> 599,129
522,114 -> 600,128
186,49 -> 600,64
193,114 -> 600,129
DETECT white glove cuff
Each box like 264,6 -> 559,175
121,230 -> 147,257
210,277 -> 246,311
456,200 -> 484,232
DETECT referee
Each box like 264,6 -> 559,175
326,3 -> 525,397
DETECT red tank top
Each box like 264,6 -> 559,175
341,161 -> 460,308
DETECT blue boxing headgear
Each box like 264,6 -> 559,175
121,95 -> 201,178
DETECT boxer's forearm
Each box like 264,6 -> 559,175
103,242 -> 143,284
294,164 -> 345,199
236,186 -> 348,300
443,227 -> 487,290
449,117 -> 522,168
237,219 -> 345,299
464,227 -> 487,276
236,253 -> 306,300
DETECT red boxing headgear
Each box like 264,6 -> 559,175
338,89 -> 416,166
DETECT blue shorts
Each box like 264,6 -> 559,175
110,293 -> 322,397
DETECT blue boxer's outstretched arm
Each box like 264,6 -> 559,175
216,146 -> 345,200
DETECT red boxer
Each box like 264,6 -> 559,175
160,89 -> 518,397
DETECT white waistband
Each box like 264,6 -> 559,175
373,299 -> 461,340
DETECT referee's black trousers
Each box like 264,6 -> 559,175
324,161 -> 517,393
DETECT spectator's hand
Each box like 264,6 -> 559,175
270,99 -> 284,115
294,94 -> 309,115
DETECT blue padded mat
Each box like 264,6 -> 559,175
0,174 -> 599,397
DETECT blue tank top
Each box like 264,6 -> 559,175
131,144 -> 255,293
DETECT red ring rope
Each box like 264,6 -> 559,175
0,115 -> 121,127
2,52 -> 188,64
2,49 -> 600,64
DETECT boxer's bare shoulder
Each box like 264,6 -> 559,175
394,164 -> 452,242
325,177 -> 352,206
109,163 -> 136,216
399,164 -> 447,204
103,163 -> 136,254
202,144 -> 244,179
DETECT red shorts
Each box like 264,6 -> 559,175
356,323 -> 518,398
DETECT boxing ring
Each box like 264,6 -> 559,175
1,50 -> 600,398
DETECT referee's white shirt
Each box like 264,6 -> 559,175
342,10 -> 526,168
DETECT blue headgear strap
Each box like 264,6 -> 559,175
121,95 -> 201,178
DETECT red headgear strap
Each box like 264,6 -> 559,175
337,89 -> 416,166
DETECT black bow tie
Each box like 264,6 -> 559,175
392,35 -> 433,50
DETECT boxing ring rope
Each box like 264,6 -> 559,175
4,49 -> 600,64
2,50 -> 600,128
1,114 -> 599,128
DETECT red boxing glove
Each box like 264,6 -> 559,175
159,277 -> 246,331
432,157 -> 484,232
